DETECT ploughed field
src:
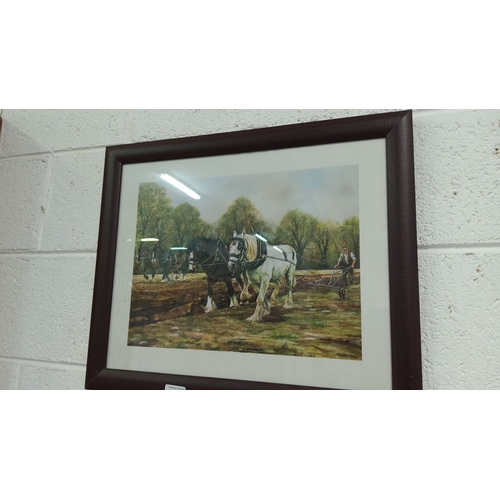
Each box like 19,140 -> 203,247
128,270 -> 361,360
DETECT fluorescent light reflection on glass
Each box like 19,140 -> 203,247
160,173 -> 200,200
170,247 -> 188,250
254,233 -> 268,242
141,238 -> 159,242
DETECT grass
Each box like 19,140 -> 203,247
128,280 -> 362,360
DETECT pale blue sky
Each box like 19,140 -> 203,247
158,164 -> 358,225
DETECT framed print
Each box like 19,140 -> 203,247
85,110 -> 422,390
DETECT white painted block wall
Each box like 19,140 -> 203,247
0,109 -> 498,390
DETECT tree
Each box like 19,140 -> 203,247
314,219 -> 340,267
216,197 -> 265,242
170,203 -> 207,247
258,219 -> 278,244
136,183 -> 173,247
275,209 -> 319,269
338,216 -> 360,266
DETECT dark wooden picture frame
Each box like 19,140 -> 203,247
85,110 -> 421,390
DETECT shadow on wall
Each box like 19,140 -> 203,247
0,117 -> 48,157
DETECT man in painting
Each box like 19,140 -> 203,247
337,246 -> 356,285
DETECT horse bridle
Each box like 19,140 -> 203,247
190,241 -> 229,272
229,236 -> 268,273
228,237 -> 247,272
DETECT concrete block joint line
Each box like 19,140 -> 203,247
0,109 -> 499,389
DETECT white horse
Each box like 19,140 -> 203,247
228,230 -> 297,322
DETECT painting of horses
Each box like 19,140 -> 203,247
128,164 -> 361,361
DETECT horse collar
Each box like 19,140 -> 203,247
232,237 -> 268,271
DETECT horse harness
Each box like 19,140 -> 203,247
230,237 -> 297,273
190,241 -> 229,272
229,237 -> 268,272
137,246 -> 158,267
158,248 -> 174,266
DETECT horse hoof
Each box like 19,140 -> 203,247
246,316 -> 262,322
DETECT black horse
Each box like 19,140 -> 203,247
155,247 -> 178,282
187,237 -> 248,312
136,244 -> 176,282
136,244 -> 158,280
169,251 -> 188,281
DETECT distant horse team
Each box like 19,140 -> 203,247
136,244 -> 187,282
136,230 -> 297,322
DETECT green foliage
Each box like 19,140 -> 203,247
270,331 -> 300,341
260,219 -> 278,243
215,197 -> 265,242
337,216 -> 360,266
275,209 -> 319,268
301,245 -> 326,270
171,203 -> 207,247
314,219 -> 341,266
135,183 -> 360,269
136,183 -> 173,248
